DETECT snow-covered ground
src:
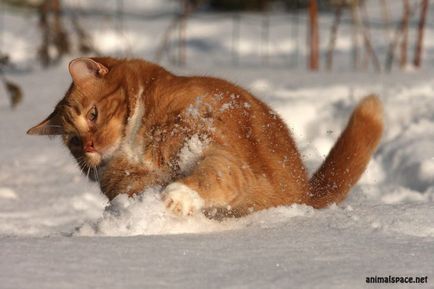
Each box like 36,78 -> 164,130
0,1 -> 433,288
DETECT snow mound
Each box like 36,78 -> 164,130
75,187 -> 314,236
0,187 -> 18,200
380,119 -> 434,192
380,186 -> 434,204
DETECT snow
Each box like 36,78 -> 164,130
178,134 -> 209,175
1,1 -> 434,288
0,187 -> 18,199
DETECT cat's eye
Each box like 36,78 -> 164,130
87,106 -> 98,122
69,136 -> 81,147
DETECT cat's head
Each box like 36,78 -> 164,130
27,57 -> 128,172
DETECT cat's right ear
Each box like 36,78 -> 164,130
26,110 -> 63,135
68,58 -> 109,86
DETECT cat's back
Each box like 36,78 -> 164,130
156,74 -> 292,142
159,73 -> 302,161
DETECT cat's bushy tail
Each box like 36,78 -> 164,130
305,95 -> 384,208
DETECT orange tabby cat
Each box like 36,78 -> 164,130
27,57 -> 383,218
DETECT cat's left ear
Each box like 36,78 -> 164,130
68,58 -> 109,86
27,110 -> 63,135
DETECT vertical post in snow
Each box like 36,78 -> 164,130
400,0 -> 410,69
0,1 -> 3,55
360,2 -> 381,72
308,0 -> 319,71
385,1 -> 417,72
326,5 -> 342,71
38,0 -> 50,67
292,3 -> 300,68
0,3 -> 23,109
413,0 -> 429,68
0,0 -> 4,83
380,0 -> 391,39
350,2 -> 362,71
52,0 -> 69,56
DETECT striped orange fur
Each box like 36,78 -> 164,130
27,57 -> 383,218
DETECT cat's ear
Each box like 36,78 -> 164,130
27,110 -> 63,135
68,58 -> 109,85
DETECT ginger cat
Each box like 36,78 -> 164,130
27,57 -> 383,218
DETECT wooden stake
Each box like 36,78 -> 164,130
413,0 -> 429,68
360,3 -> 381,72
308,0 -> 319,71
400,0 -> 410,68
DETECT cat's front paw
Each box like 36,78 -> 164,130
162,182 -> 204,216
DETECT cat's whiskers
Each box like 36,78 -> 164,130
76,154 -> 101,184
76,157 -> 87,171
86,166 -> 91,180
93,167 -> 100,184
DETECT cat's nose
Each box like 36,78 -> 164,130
84,140 -> 96,153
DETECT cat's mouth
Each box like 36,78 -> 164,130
85,151 -> 102,167
83,141 -> 120,168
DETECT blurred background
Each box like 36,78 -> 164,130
0,0 -> 432,107
0,0 -> 433,259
